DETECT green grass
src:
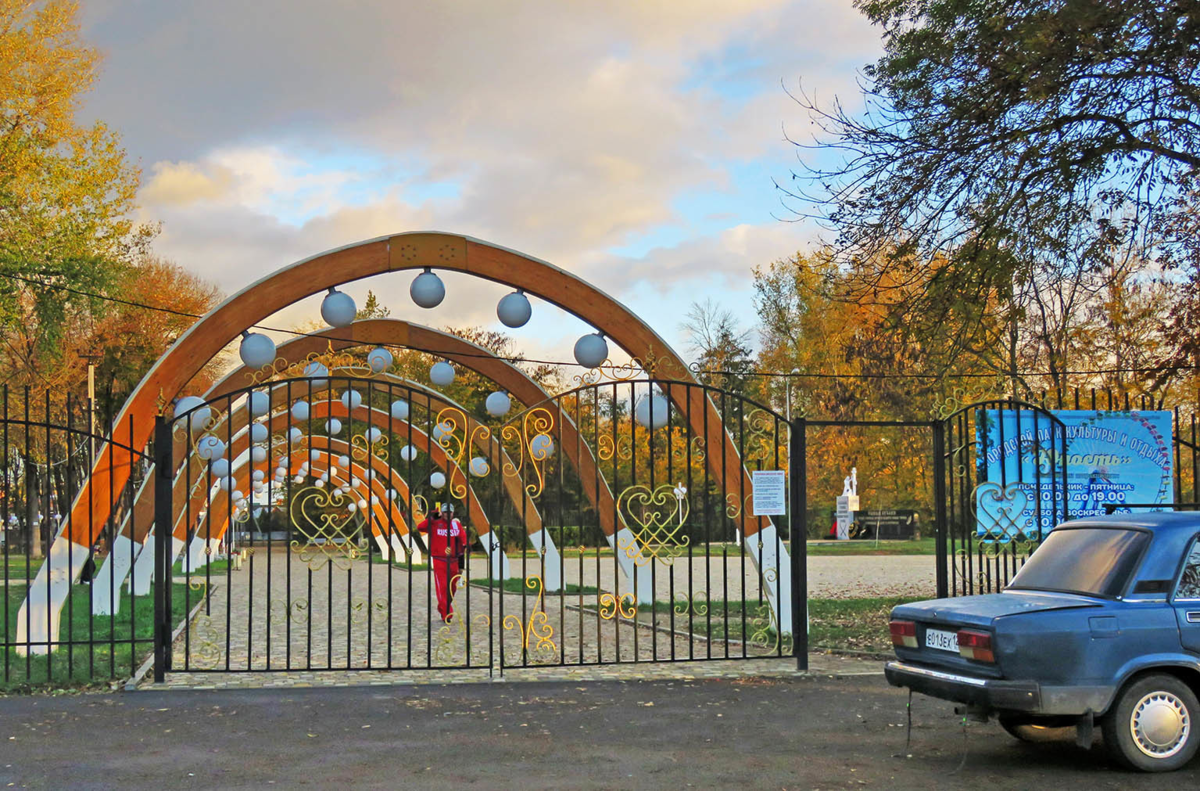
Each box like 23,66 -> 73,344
0,554 -> 44,579
808,596 -> 924,654
174,558 -> 230,576
1,581 -> 191,691
804,538 -> 935,556
469,577 -> 602,596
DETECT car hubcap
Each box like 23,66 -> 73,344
1130,692 -> 1190,759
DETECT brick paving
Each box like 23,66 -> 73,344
140,546 -> 892,691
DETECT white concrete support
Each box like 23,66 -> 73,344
389,532 -> 424,566
478,530 -> 511,581
16,534 -> 90,655
208,538 -> 222,559
605,528 -> 654,605
92,535 -> 139,616
526,529 -> 561,592
129,534 -> 156,596
184,535 -> 209,572
746,524 -> 793,635
372,531 -> 390,559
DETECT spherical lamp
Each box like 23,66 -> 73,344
365,427 -> 383,443
288,427 -> 304,444
239,332 -> 276,369
635,392 -> 670,430
338,454 -> 351,468
469,457 -> 490,477
320,288 -> 357,328
430,471 -> 446,489
251,446 -> 268,464
217,476 -> 234,492
367,347 -> 393,373
573,333 -> 608,369
530,433 -> 555,459
250,422 -> 268,444
390,399 -> 409,421
291,400 -> 310,421
302,361 -> 329,388
399,445 -> 417,462
210,458 -> 231,478
410,268 -> 445,309
247,390 -> 269,417
432,422 -> 452,443
429,361 -> 455,386
340,389 -> 362,410
196,435 -> 226,461
485,391 -> 511,417
325,418 -> 343,436
497,290 -> 532,328
252,469 -> 265,483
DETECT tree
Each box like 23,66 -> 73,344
0,0 -> 149,372
681,299 -> 757,396
787,0 -> 1200,383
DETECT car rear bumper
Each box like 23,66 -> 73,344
885,661 -> 1040,712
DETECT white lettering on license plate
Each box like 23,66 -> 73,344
925,628 -> 959,653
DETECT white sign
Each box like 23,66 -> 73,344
835,494 -> 860,540
752,470 -> 787,516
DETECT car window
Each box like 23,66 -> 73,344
1008,528 -> 1148,597
1176,540 -> 1200,600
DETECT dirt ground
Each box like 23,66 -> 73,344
1,673 -> 1195,789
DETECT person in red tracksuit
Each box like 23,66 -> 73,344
416,501 -> 468,621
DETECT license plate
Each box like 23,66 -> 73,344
925,628 -> 959,653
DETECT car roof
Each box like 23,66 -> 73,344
1057,512 -> 1200,532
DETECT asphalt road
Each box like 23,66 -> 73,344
1,675 -> 1196,790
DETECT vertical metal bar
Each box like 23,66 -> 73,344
153,415 -> 172,683
933,421 -> 948,599
790,416 -> 807,671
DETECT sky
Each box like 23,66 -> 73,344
78,0 -> 881,369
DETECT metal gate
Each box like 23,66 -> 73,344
154,374 -> 805,678
939,398 -> 1068,597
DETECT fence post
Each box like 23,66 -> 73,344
153,415 -> 172,683
789,417 -> 807,671
932,420 -> 949,599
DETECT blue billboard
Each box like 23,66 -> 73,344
978,410 -> 1173,540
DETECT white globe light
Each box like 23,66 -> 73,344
239,332 -> 276,369
210,458 -> 231,478
573,333 -> 608,369
389,489 -> 398,499
469,456 -> 490,477
315,479 -> 325,489
232,490 -> 244,503
294,476 -> 304,484
635,392 -> 670,430
319,472 -> 329,483
247,390 -> 269,417
302,361 -> 329,388
347,501 -> 358,513
173,396 -> 209,432
253,482 -> 265,493
320,288 -> 357,328
366,427 -> 383,443
325,418 -> 343,435
496,290 -> 532,328
340,389 -> 363,411
310,449 -> 325,462
357,498 -> 368,510
292,400 -> 310,421
430,471 -> 447,489
288,427 -> 304,444
399,445 -> 417,462
252,470 -> 265,482
196,435 -> 226,461
250,422 -> 268,444
367,347 -> 393,373
251,446 -> 268,464
432,422 -> 452,443
530,433 -> 555,459
429,361 -> 455,386
350,476 -> 361,487
485,391 -> 511,418
218,476 -> 234,491
410,269 -> 445,308
390,399 -> 410,421
338,454 -> 351,468
370,495 -> 380,506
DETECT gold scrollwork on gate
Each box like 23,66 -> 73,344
597,434 -> 633,461
269,597 -> 311,625
972,481 -> 1035,544
350,431 -> 389,463
289,486 -> 363,570
502,575 -> 557,664
433,574 -> 492,665
599,591 -> 638,620
616,483 -> 690,565
188,612 -> 223,669
350,597 -> 390,627
433,406 -> 493,498
671,435 -> 706,465
744,409 -> 780,464
247,341 -> 377,385
501,407 -> 555,499
673,590 -> 709,617
725,491 -> 753,520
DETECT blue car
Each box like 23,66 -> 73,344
885,512 -> 1200,772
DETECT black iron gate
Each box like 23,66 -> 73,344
153,374 -> 806,679
939,398 -> 1068,597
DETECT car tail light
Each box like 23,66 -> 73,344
889,620 -> 917,648
957,629 -> 995,663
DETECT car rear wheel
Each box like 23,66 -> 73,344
1101,674 -> 1200,772
998,716 -> 1075,744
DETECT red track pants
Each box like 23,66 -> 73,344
432,558 -> 461,621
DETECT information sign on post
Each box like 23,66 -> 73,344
752,470 -> 787,516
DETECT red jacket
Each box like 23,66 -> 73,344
416,515 -> 467,558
